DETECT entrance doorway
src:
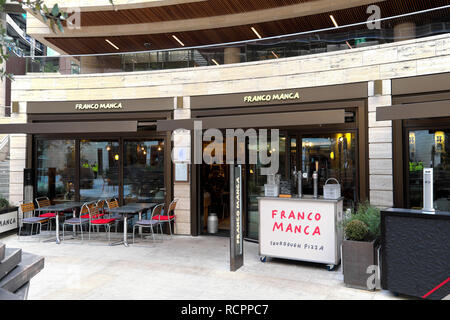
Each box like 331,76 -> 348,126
200,163 -> 231,235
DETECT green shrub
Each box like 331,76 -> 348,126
343,201 -> 380,241
344,219 -> 369,241
0,197 -> 10,209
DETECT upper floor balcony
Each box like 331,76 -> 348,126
21,5 -> 450,76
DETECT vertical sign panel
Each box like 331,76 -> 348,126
230,165 -> 244,271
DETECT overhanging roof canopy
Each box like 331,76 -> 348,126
0,121 -> 138,134
157,109 -> 345,131
376,100 -> 450,121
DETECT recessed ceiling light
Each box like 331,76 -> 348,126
172,35 -> 185,47
329,15 -> 339,28
251,27 -> 262,39
105,39 -> 119,50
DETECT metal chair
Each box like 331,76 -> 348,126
105,198 -> 123,232
35,196 -> 57,229
62,203 -> 90,242
152,199 -> 178,238
88,204 -> 116,245
132,204 -> 163,244
18,202 -> 50,241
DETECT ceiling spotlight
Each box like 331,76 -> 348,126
329,15 -> 339,28
172,35 -> 185,47
251,27 -> 262,39
105,39 -> 119,50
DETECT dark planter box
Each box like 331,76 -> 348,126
381,209 -> 450,300
342,239 -> 379,290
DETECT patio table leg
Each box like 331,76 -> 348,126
55,212 -> 61,244
123,215 -> 129,247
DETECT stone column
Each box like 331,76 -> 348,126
394,22 -> 416,42
224,47 -> 241,64
172,96 -> 192,235
368,80 -> 394,208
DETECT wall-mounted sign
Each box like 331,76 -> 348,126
174,163 -> 189,183
244,92 -> 300,103
75,102 -> 123,111
230,165 -> 244,271
0,210 -> 18,234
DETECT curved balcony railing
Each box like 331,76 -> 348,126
22,5 -> 450,75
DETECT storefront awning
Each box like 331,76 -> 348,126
157,109 -> 345,131
0,121 -> 138,134
376,100 -> 450,121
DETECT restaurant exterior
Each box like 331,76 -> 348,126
3,31 -> 450,240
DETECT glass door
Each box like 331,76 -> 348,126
301,132 -> 357,207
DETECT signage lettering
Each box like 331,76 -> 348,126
0,211 -> 18,234
75,103 -> 123,110
244,92 -> 300,103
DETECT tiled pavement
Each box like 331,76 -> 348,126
0,233 -> 402,300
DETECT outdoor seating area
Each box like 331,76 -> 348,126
17,197 -> 179,247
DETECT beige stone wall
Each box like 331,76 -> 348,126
368,80 -> 393,208
12,34 -> 450,102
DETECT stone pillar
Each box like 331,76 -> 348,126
172,96 -> 192,235
224,47 -> 241,64
368,80 -> 394,208
394,22 -> 416,42
0,12 -> 6,117
8,100 -> 28,205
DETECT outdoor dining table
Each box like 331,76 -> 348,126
107,202 -> 157,247
34,201 -> 85,244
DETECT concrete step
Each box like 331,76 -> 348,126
13,281 -> 30,300
0,252 -> 44,293
0,248 -> 22,280
0,243 -> 4,261
0,287 -> 20,300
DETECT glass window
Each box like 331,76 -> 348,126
407,129 -> 450,211
302,133 -> 357,207
80,140 -> 120,201
36,140 -> 76,202
123,140 -> 165,204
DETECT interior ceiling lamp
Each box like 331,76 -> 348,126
172,35 -> 185,46
251,27 -> 262,39
105,39 -> 120,50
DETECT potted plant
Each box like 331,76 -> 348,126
342,201 -> 380,290
0,196 -> 19,237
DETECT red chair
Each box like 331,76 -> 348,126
35,197 -> 58,229
152,199 -> 178,238
88,204 -> 116,244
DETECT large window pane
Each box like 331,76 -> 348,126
80,140 -> 119,201
302,133 -> 357,207
407,129 -> 450,211
36,140 -> 76,202
123,140 -> 165,204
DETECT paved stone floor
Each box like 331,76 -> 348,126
1,233 -> 402,300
